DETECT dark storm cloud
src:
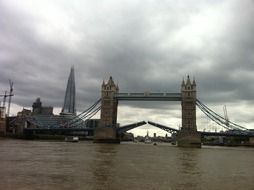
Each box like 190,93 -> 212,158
0,0 -> 254,127
0,2 -> 82,106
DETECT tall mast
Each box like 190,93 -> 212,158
7,80 -> 14,116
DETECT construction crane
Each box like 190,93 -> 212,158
7,80 -> 14,116
223,105 -> 229,128
0,80 -> 14,117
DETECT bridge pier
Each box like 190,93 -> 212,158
177,130 -> 201,148
94,126 -> 120,143
249,137 -> 254,146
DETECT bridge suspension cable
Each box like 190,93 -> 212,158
196,99 -> 248,132
65,98 -> 101,127
70,106 -> 101,127
86,106 -> 101,120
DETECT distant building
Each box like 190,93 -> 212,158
61,66 -> 76,115
17,108 -> 32,117
8,66 -> 100,138
32,98 -> 53,115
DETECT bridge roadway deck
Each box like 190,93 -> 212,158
23,126 -> 254,138
115,92 -> 182,101
201,131 -> 254,137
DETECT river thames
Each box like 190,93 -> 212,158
0,139 -> 253,190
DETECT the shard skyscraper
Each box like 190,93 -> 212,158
61,66 -> 76,115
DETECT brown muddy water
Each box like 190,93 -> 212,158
0,139 -> 253,190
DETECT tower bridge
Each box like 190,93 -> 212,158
20,68 -> 254,147
94,75 -> 201,147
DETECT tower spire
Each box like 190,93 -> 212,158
61,66 -> 76,115
186,75 -> 191,85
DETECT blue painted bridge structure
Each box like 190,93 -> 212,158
24,120 -> 254,138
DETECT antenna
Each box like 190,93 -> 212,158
0,80 -> 14,117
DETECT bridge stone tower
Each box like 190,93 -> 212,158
94,76 -> 120,143
177,76 -> 201,147
100,76 -> 119,127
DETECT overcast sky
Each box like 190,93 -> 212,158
1,0 -> 254,135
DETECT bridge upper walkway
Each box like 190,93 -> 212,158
115,92 -> 182,101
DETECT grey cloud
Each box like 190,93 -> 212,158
0,0 -> 254,128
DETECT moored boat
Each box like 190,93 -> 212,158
65,136 -> 79,142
